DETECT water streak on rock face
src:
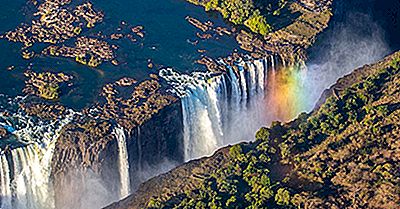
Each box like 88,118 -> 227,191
137,126 -> 142,172
113,125 -> 130,198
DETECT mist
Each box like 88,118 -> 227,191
221,12 -> 390,147
56,169 -> 118,209
133,159 -> 179,189
302,12 -> 389,111
54,152 -> 180,209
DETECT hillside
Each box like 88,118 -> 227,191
105,52 -> 400,209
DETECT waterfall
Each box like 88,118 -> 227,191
237,64 -> 248,109
159,58 -> 271,161
11,145 -> 54,209
113,125 -> 130,199
271,55 -> 276,73
5,143 -> 58,209
159,54 -> 302,162
227,66 -> 241,111
0,155 -> 11,208
254,59 -> 266,94
247,62 -> 257,97
160,68 -> 225,160
0,104 -> 75,209
181,83 -> 221,160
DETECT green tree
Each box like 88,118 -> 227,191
275,188 -> 290,206
244,10 -> 272,36
256,127 -> 270,141
229,144 -> 243,159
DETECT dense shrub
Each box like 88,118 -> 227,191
189,0 -> 281,36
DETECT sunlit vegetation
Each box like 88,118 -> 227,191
38,83 -> 60,100
145,54 -> 400,208
187,0 -> 288,36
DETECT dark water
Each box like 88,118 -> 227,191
0,0 -> 240,109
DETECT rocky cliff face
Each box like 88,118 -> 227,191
49,78 -> 183,208
126,101 -> 184,189
51,118 -> 120,209
103,51 -> 400,209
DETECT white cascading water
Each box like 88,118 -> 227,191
227,66 -> 241,111
11,145 -> 51,209
238,64 -> 248,109
159,57 -> 269,161
254,59 -> 266,94
181,78 -> 224,160
0,96 -> 75,209
271,55 -> 276,72
113,125 -> 130,199
160,69 -> 226,160
246,61 -> 257,97
0,154 -> 12,209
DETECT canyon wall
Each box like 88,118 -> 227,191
50,99 -> 184,209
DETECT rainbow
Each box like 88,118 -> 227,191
265,63 -> 308,122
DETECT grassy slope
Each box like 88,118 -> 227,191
105,52 -> 400,209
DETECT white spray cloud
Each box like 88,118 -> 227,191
303,12 -> 389,111
56,170 -> 118,209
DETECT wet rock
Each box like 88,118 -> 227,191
215,26 -> 231,36
22,50 -> 35,60
110,33 -> 124,40
186,16 -> 231,41
115,77 -> 137,86
186,16 -> 209,32
111,59 -> 119,66
196,32 -> 212,39
0,127 -> 8,138
96,79 -> 177,131
2,0 -> 104,51
7,66 -> 15,71
131,25 -> 145,38
149,74 -> 158,80
20,102 -> 67,120
196,56 -> 226,73
74,2 -> 104,28
147,59 -> 154,69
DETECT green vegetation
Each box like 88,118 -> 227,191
38,83 -> 60,100
188,0 -> 288,36
144,53 -> 400,208
244,10 -> 272,36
